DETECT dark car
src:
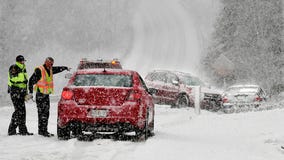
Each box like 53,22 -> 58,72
144,70 -> 222,110
57,68 -> 155,141
77,58 -> 122,70
222,84 -> 268,113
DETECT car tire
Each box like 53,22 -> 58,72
208,100 -> 219,112
135,108 -> 149,141
177,94 -> 189,108
57,125 -> 71,140
69,122 -> 83,137
148,110 -> 155,137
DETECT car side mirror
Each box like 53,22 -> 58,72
65,73 -> 72,79
148,88 -> 157,95
172,80 -> 179,86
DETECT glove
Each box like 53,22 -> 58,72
25,93 -> 33,102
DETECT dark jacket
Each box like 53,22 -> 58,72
28,64 -> 68,94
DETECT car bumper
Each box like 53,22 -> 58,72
222,102 -> 261,113
57,101 -> 146,131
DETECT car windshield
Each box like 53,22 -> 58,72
73,74 -> 133,87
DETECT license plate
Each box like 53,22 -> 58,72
89,109 -> 108,118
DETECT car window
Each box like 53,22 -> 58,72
179,75 -> 204,86
166,73 -> 178,84
73,74 -> 133,87
192,77 -> 205,86
147,72 -> 166,83
145,73 -> 155,81
179,75 -> 191,85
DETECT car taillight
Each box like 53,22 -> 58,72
222,97 -> 228,103
61,90 -> 73,100
254,96 -> 262,102
127,90 -> 142,101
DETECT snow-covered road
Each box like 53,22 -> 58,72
0,101 -> 284,160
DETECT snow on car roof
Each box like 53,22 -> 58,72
238,88 -> 258,93
151,69 -> 193,77
226,84 -> 260,93
75,68 -> 135,75
228,84 -> 260,89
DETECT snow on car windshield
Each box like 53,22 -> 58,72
73,74 -> 133,87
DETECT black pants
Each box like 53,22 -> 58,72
36,92 -> 50,134
8,88 -> 28,134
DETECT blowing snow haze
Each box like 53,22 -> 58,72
0,0 -> 220,104
1,1 -> 284,160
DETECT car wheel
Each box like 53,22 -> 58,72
135,109 -> 149,141
69,122 -> 83,138
208,100 -> 220,112
57,125 -> 71,140
148,110 -> 155,137
177,94 -> 189,108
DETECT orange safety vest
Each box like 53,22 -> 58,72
34,65 -> 54,94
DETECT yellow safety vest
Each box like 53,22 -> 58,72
34,65 -> 54,94
8,62 -> 28,89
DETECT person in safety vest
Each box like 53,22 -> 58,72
8,55 -> 33,136
28,57 -> 70,137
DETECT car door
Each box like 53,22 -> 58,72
164,72 -> 180,101
145,71 -> 171,103
150,72 -> 169,103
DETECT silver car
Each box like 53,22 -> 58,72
222,84 -> 267,113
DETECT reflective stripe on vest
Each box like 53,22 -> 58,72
35,65 -> 54,94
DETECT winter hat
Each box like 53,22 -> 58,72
16,55 -> 26,62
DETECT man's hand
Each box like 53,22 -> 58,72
64,67 -> 71,71
25,93 -> 33,102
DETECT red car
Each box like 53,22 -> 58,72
145,70 -> 222,110
57,69 -> 155,140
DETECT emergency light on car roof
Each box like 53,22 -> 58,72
77,58 -> 122,70
111,60 -> 117,65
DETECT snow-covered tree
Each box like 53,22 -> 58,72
203,0 -> 283,95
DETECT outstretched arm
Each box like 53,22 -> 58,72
52,66 -> 70,74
